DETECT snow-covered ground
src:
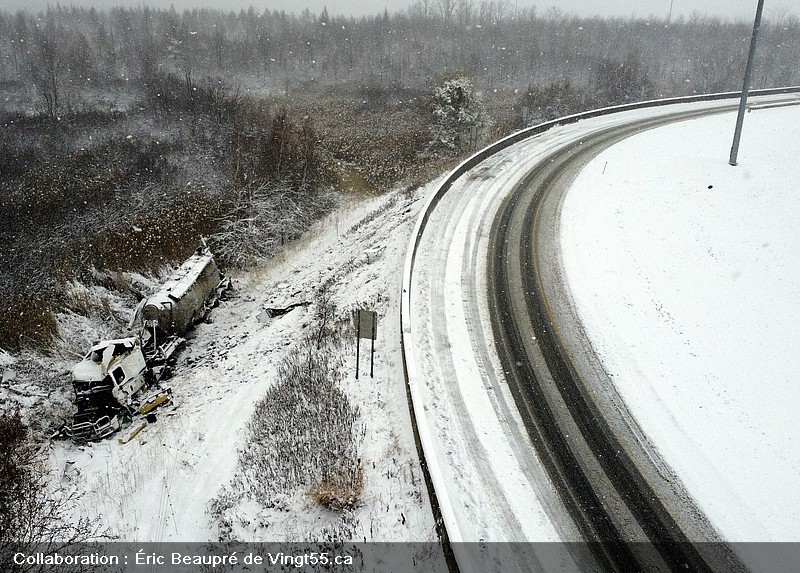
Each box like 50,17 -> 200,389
560,103 -> 800,548
17,95 -> 797,573
45,186 -> 439,547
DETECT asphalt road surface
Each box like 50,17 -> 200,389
486,109 -> 747,572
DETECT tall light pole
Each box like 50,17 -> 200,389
729,0 -> 766,166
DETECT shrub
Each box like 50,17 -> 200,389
209,182 -> 335,269
0,409 -> 100,563
519,81 -> 589,126
236,293 -> 364,514
308,467 -> 364,511
239,339 -> 363,508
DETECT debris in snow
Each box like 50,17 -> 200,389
257,302 -> 310,323
364,246 -> 384,263
117,421 -> 148,444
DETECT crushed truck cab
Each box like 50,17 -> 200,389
71,337 -> 148,407
65,337 -> 149,441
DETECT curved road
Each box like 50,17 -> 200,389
487,111 -> 742,572
405,93 -> 799,573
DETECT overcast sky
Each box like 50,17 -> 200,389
3,0 -> 797,22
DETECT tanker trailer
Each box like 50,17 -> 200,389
137,246 -> 229,364
141,247 -> 225,336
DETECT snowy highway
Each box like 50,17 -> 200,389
403,91 -> 800,572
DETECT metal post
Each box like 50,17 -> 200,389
370,312 -> 376,378
729,0 -> 765,166
355,312 -> 361,380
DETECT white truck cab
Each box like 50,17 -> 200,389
71,337 -> 148,408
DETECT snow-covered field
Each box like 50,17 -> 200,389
560,104 -> 800,547
45,186 -> 439,547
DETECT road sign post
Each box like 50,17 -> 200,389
355,309 -> 377,379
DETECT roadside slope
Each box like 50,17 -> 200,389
47,187 -> 438,545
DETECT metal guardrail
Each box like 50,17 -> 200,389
398,86 -> 800,573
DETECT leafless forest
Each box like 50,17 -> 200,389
1,2 -> 799,350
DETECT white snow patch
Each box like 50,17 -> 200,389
561,105 -> 800,544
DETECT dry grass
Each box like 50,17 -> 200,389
0,295 -> 60,352
63,284 -> 113,319
238,338 -> 364,508
309,467 -> 364,512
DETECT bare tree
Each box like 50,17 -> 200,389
412,0 -> 434,18
457,0 -> 475,25
29,17 -> 63,118
0,409 -> 101,571
437,0 -> 457,23
10,13 -> 29,78
478,0 -> 512,25
592,52 -> 654,106
493,0 -> 512,24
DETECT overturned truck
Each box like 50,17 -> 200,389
63,247 -> 229,441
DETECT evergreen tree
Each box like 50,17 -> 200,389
430,75 -> 488,154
